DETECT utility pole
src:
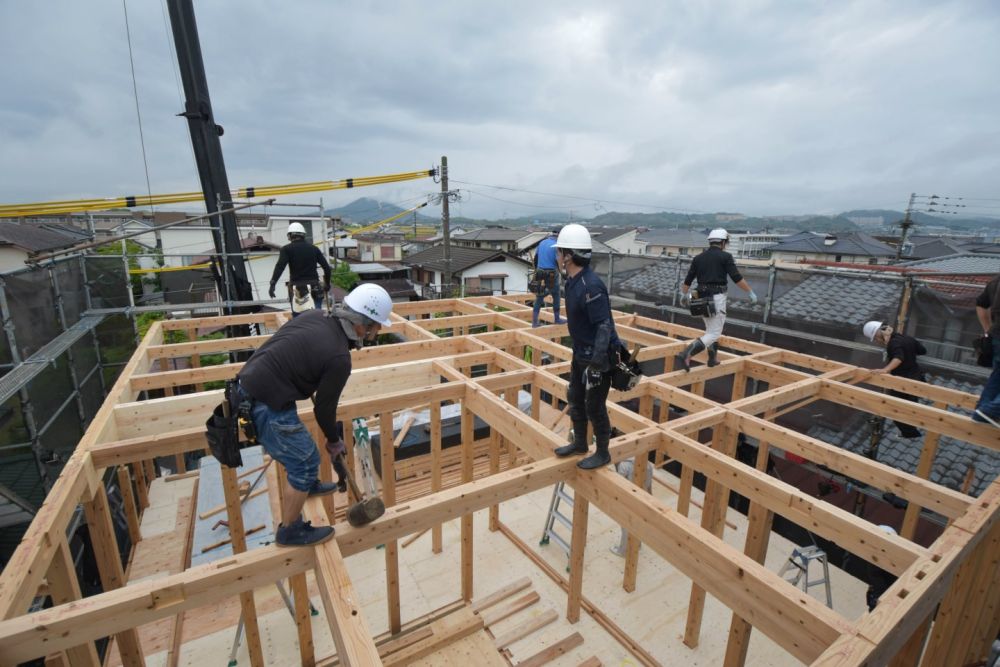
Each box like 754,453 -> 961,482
894,192 -> 916,262
440,155 -> 451,297
166,0 -> 252,315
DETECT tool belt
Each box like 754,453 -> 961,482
688,291 -> 718,317
529,269 -> 555,295
204,380 -> 257,469
288,281 -> 323,313
609,342 -> 642,391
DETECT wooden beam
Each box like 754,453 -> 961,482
566,491 -> 589,623
493,608 -> 559,649
461,402 -> 475,602
515,632 -> 584,667
146,335 -> 269,360
471,577 -> 533,613
380,410 -> 401,634
220,464 -> 265,667
45,538 -> 100,667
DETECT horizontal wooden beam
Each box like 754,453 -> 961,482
573,469 -> 850,664
146,335 -> 269,360
0,547 -> 314,664
732,412 -> 972,519
159,312 -> 281,331
130,362 -> 243,391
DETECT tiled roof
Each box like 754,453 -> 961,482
618,262 -> 685,299
637,229 -> 707,247
808,376 -> 997,497
402,245 -> 531,274
766,232 -> 897,257
454,228 -> 530,242
0,222 -> 80,253
897,253 -> 1000,275
770,274 -> 901,326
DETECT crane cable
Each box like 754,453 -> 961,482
0,168 -> 436,218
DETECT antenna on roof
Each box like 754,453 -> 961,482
894,193 -> 916,262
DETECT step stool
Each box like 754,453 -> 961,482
778,545 -> 833,608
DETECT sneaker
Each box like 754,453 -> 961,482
554,317 -> 565,324
276,519 -> 335,547
307,479 -> 339,497
974,409 -> 1000,429
554,443 -> 588,457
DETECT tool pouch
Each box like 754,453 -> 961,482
688,293 -> 717,317
610,342 -> 642,391
204,381 -> 244,468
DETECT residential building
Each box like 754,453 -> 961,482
403,245 -> 532,298
764,231 -> 897,265
452,226 -> 548,254
0,223 -> 83,272
638,229 -> 708,257
586,226 -> 646,255
354,233 -> 405,262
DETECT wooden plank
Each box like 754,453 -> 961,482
461,401 -> 475,602
576,658 -> 602,667
470,577 -> 533,614
380,410 -> 401,634
515,632 -> 584,667
382,606 -> 484,667
378,626 -> 434,658
480,591 -> 541,627
493,608 -> 559,650
116,465 -> 141,546
566,490 -> 589,623
431,400 -> 443,554
45,538 -> 100,667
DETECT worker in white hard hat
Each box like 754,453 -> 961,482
676,229 -> 758,371
863,320 -> 926,439
268,221 -> 332,316
235,283 -> 393,546
552,223 -> 621,469
865,524 -> 899,610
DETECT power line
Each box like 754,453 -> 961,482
460,188 -> 581,211
122,0 -> 155,216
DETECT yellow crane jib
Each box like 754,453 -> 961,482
0,168 -> 437,218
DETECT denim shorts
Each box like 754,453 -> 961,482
250,399 -> 319,492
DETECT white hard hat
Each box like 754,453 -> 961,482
863,321 -> 883,341
707,228 -> 729,242
287,222 -> 307,236
876,524 -> 897,536
343,283 -> 393,326
555,223 -> 592,251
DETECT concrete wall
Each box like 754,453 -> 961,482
0,247 -> 28,274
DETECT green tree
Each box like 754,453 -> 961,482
330,262 -> 360,291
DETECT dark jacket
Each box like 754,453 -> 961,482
238,310 -> 350,442
684,246 -> 742,292
270,239 -> 332,286
975,274 -> 1000,337
886,332 -> 926,380
564,266 -> 619,359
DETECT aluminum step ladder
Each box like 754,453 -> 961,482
778,545 -> 833,608
538,481 -> 574,561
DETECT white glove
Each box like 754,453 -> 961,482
680,292 -> 691,306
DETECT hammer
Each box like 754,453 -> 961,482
335,452 -> 386,527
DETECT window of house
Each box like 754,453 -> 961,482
380,244 -> 395,259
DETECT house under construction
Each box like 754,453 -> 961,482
0,293 -> 997,666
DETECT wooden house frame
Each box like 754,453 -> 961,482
0,295 -> 997,666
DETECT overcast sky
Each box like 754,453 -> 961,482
1,1 -> 998,220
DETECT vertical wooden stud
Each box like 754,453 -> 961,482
567,491 -> 589,623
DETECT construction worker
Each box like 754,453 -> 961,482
552,223 -> 619,469
863,320 -> 925,439
236,283 -> 393,546
973,272 -> 1000,428
531,230 -> 565,327
676,229 -> 758,370
865,525 -> 899,610
268,221 -> 332,315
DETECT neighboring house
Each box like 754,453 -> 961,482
452,227 -> 548,254
0,223 -> 82,273
897,253 -> 1000,275
403,245 -> 532,298
187,233 -> 283,304
638,229 -> 707,257
587,226 -> 645,255
764,231 -> 897,265
354,234 -> 405,262
728,231 -> 788,258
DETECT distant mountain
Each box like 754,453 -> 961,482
324,197 -> 436,225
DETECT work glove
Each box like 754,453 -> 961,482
748,290 -> 758,306
325,438 -> 346,460
679,291 -> 691,306
268,282 -> 276,299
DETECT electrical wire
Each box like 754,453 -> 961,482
122,0 -> 155,217
460,188 -> 581,210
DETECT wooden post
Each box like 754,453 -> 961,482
622,452 -> 649,593
723,417 -> 776,667
530,346 -> 542,422
142,458 -> 156,487
567,491 -> 589,623
430,401 -> 443,553
131,460 -> 149,510
289,572 -> 315,667
82,487 -> 145,667
900,402 -> 946,540
220,465 -> 265,667
461,400 -> 474,601
315,421 -> 336,525
684,423 -> 736,649
188,327 -> 205,392
115,465 -> 141,546
489,406 -> 502,531
343,419 -> 357,505
380,411 -> 401,634
46,538 -> 100,666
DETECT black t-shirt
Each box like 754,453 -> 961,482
238,309 -> 351,442
270,240 -> 332,285
684,246 -> 742,289
885,332 -> 925,380
975,274 -> 1000,337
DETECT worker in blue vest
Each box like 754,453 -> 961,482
532,230 -> 565,327
552,224 -> 619,469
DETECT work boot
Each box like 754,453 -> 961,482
307,479 -> 339,497
336,479 -> 348,494
275,519 -> 335,547
555,423 -> 589,457
554,312 -> 565,324
532,312 -> 540,328
578,443 -> 610,470
707,342 -> 719,367
675,339 -> 706,372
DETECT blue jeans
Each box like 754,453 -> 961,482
249,398 -> 319,492
532,270 -> 561,322
976,334 -> 1000,419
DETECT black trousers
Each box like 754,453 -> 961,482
567,358 -> 612,448
889,386 -> 922,438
